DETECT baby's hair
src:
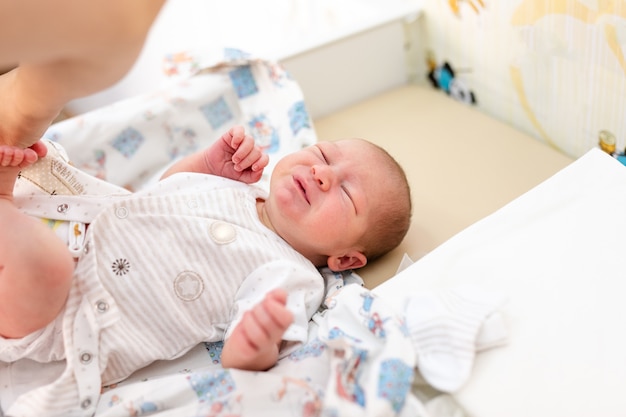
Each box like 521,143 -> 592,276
358,140 -> 412,262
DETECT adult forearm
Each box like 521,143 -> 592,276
0,0 -> 165,67
0,0 -> 165,148
2,0 -> 165,98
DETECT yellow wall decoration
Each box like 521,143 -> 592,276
422,0 -> 626,158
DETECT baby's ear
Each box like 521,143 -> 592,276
327,251 -> 367,272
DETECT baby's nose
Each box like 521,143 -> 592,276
311,165 -> 331,191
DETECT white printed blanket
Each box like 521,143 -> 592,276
92,270 -> 507,417
43,47 -> 316,192
95,274 -> 420,417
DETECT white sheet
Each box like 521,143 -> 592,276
374,148 -> 626,417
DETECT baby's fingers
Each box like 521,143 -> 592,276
227,125 -> 246,149
235,146 -> 268,173
263,289 -> 294,332
249,290 -> 293,344
233,135 -> 268,171
254,152 -> 270,171
232,136 -> 254,167
236,309 -> 281,353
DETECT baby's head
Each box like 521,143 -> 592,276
354,141 -> 412,262
260,138 -> 411,271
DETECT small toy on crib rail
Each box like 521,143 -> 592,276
598,130 -> 626,166
426,51 -> 477,105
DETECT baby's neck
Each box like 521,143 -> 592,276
255,199 -> 275,233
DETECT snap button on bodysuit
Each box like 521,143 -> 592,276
209,221 -> 236,244
95,300 -> 109,313
79,352 -> 93,364
57,203 -> 69,214
115,206 -> 128,219
81,398 -> 92,409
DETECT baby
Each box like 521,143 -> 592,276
0,126 -> 411,416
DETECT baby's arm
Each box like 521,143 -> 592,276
221,289 -> 294,371
160,125 -> 269,183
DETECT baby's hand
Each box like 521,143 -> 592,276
208,125 -> 269,184
221,289 -> 294,371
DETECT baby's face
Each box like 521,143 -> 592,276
264,139 -> 390,266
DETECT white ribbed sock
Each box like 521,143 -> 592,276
405,286 -> 507,392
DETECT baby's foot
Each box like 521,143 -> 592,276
0,143 -> 46,198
